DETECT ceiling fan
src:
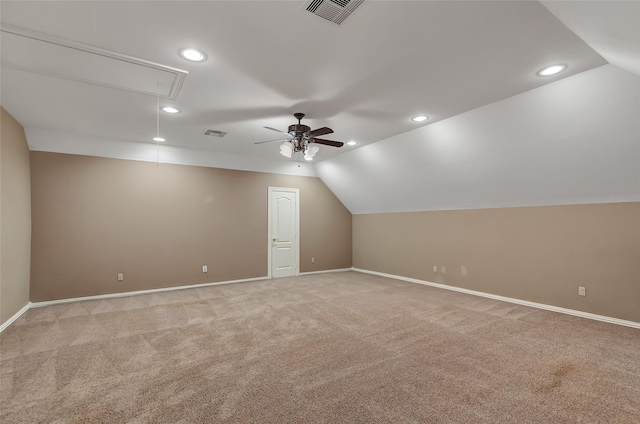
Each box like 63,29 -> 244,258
255,113 -> 344,160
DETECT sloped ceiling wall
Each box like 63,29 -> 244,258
541,1 -> 640,77
316,65 -> 640,214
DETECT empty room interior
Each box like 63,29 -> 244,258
1,1 -> 639,423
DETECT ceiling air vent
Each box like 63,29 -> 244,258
202,129 -> 227,138
304,0 -> 365,25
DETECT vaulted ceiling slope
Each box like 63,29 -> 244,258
541,1 -> 640,77
317,65 -> 640,214
1,1 -> 639,212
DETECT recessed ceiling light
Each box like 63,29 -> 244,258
161,106 -> 180,114
179,48 -> 206,62
153,137 -> 165,142
411,115 -> 429,122
537,64 -> 566,77
347,141 -> 357,146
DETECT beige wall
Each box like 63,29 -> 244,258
30,152 -> 352,301
1,107 -> 31,324
353,203 -> 640,323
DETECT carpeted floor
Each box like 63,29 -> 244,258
1,271 -> 639,423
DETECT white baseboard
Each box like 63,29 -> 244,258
0,302 -> 32,333
9,269 -> 638,332
30,276 -> 269,308
299,268 -> 353,276
353,268 -> 640,330
2,276 -> 270,332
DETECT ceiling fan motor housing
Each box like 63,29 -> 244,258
288,124 -> 311,136
288,124 -> 311,153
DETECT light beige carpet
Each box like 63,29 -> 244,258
1,271 -> 639,423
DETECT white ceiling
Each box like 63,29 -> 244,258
1,1 -> 639,212
318,64 -> 640,213
541,1 -> 640,77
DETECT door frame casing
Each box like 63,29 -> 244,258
267,186 -> 300,278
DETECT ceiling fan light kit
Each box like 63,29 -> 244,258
304,145 -> 320,160
280,142 -> 293,158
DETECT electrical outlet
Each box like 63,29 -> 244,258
311,257 -> 315,263
202,265 -> 208,273
117,273 -> 124,282
433,266 -> 438,272
578,286 -> 586,296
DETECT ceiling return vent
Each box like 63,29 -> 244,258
303,0 -> 365,25
202,129 -> 227,138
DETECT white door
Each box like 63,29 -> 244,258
268,187 -> 299,278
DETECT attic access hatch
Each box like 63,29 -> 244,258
303,0 -> 365,25
0,25 -> 188,99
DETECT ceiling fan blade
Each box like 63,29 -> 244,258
264,126 -> 290,135
308,127 -> 334,137
254,138 -> 289,145
311,138 -> 344,148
